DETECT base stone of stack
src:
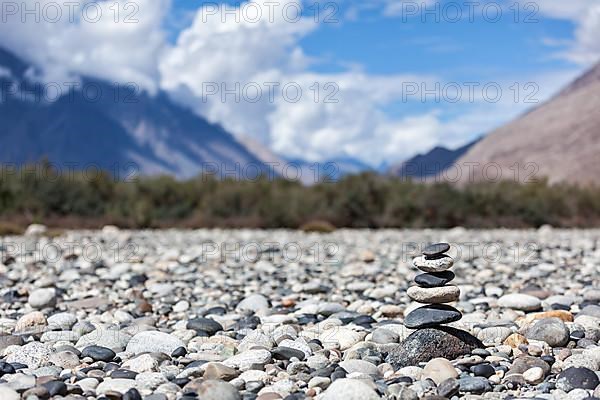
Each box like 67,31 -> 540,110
385,327 -> 483,368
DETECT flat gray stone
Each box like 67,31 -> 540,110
413,255 -> 454,273
407,285 -> 460,304
404,304 -> 462,329
126,331 -> 185,356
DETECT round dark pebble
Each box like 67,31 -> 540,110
423,242 -> 450,257
388,376 -> 413,385
186,318 -> 223,335
272,346 -> 306,361
472,349 -> 491,357
571,330 -> 585,340
10,362 -> 27,370
438,378 -> 460,398
414,271 -> 456,288
471,363 -> 495,378
297,314 -> 319,325
556,367 -> 600,392
128,274 -> 147,286
110,369 -> 138,379
315,366 -> 335,377
538,381 -> 555,393
172,378 -> 190,387
185,360 -> 208,369
123,388 -> 142,400
0,361 -> 16,376
550,303 -> 570,311
541,355 -> 555,366
103,362 -> 120,372
204,306 -> 227,316
331,369 -> 346,381
171,346 -> 187,358
459,376 -> 492,394
352,315 -> 376,326
81,345 -> 116,362
42,380 -> 68,396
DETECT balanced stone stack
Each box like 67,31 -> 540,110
386,242 -> 483,368
405,242 -> 462,329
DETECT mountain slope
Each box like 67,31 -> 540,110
453,62 -> 600,185
0,47 -> 267,179
388,139 -> 479,180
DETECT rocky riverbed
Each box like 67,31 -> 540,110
2,227 -> 600,399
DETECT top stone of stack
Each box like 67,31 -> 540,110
413,243 -> 454,273
422,242 -> 450,257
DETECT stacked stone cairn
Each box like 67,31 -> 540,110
405,242 -> 462,329
385,242 -> 483,368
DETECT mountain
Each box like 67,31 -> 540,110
235,135 -> 374,183
286,156 -> 373,184
388,139 -> 479,180
452,61 -> 600,185
0,47 -> 267,179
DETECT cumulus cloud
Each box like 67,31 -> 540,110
566,4 -> 600,64
158,0 -> 469,164
0,0 -> 168,92
523,0 -> 600,66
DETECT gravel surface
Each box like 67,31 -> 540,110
1,226 -> 600,399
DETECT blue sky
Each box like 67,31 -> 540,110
168,1 -> 579,77
1,0 -> 598,165
157,0 -> 595,165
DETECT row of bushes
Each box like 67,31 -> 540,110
1,165 -> 600,229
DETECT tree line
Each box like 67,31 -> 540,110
1,164 -> 599,231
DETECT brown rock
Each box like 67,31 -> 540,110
258,393 -> 283,400
14,311 -> 47,334
504,333 -> 528,348
507,355 -> 550,376
519,310 -> 574,326
136,300 -> 153,314
281,298 -> 296,307
203,362 -> 239,381
0,335 -> 24,351
65,297 -> 109,310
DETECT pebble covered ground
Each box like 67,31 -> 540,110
2,226 -> 600,399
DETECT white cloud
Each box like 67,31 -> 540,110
518,0 -> 600,66
567,4 -> 600,64
0,0 -> 168,92
158,0 -> 462,165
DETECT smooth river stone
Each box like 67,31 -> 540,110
404,304 -> 462,329
407,285 -> 460,304
423,243 -> 450,257
413,255 -> 454,273
414,271 -> 456,288
385,327 -> 483,368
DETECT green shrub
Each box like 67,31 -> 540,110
2,163 -> 600,229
